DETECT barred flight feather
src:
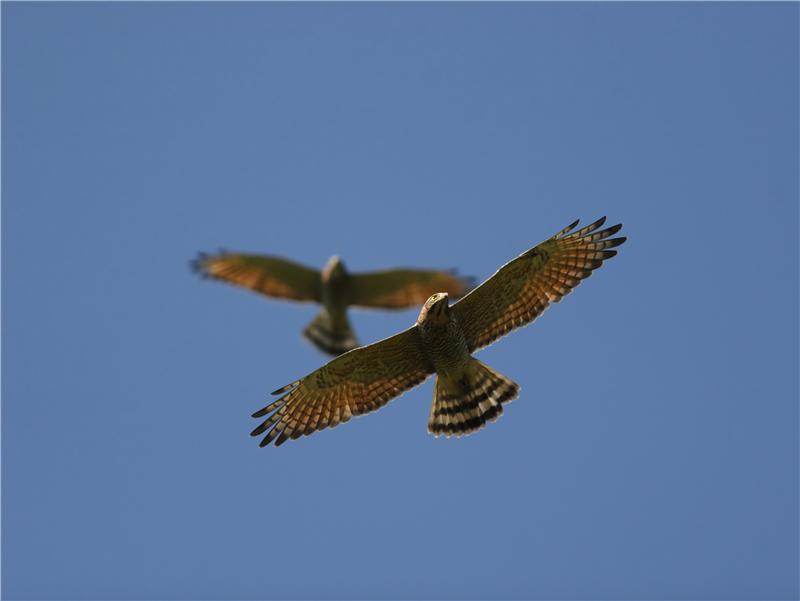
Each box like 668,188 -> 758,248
251,327 -> 434,447
453,217 -> 626,352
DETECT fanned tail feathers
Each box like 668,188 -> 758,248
303,309 -> 359,356
428,359 -> 519,437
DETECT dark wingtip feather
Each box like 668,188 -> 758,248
252,398 -> 285,417
601,237 -> 626,249
262,428 -> 281,447
271,382 -> 295,395
552,219 -> 580,241
250,422 -> 268,436
190,252 -> 210,277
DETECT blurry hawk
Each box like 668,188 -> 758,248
251,217 -> 626,447
192,252 -> 473,356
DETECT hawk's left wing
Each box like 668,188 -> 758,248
349,269 -> 474,309
192,252 -> 321,303
453,217 -> 625,353
251,326 -> 434,447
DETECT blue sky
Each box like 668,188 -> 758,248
3,3 -> 797,599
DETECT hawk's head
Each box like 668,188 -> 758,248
322,255 -> 347,281
417,292 -> 450,326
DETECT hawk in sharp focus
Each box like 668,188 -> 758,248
251,217 -> 626,447
191,252 -> 474,356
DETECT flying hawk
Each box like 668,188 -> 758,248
250,217 -> 626,447
192,252 -> 473,356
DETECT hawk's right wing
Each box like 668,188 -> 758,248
349,269 -> 474,309
453,217 -> 625,353
192,252 -> 321,303
251,326 -> 434,447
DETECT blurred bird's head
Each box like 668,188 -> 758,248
417,292 -> 450,326
322,255 -> 347,281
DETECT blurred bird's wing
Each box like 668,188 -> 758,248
349,269 -> 474,309
192,252 -> 321,303
452,217 -> 626,353
251,326 -> 433,447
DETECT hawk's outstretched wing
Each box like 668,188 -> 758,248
251,327 -> 434,447
192,252 -> 321,302
453,217 -> 626,353
349,269 -> 474,309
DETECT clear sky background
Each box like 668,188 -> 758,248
3,3 -> 798,599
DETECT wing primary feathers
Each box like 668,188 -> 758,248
250,414 -> 279,436
571,224 -> 623,243
251,326 -> 432,448
591,223 -> 623,240
271,381 -> 299,395
191,252 -> 322,302
453,217 -> 626,353
251,397 -> 286,418
564,216 -> 607,239
554,219 -> 580,238
190,252 -> 210,278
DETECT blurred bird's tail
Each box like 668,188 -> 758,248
428,358 -> 520,437
303,308 -> 359,356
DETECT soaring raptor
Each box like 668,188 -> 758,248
192,252 -> 473,356
250,217 -> 626,447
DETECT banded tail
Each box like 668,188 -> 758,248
303,308 -> 359,356
428,358 -> 520,437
